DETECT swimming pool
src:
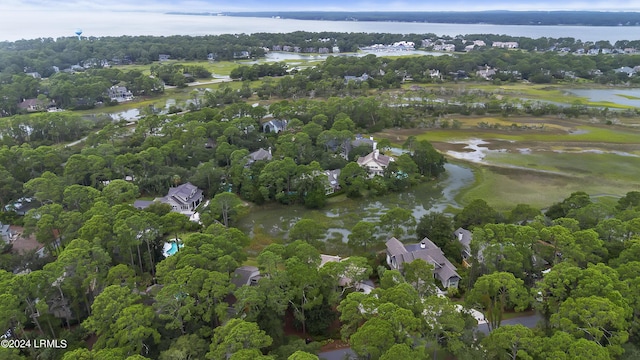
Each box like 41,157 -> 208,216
163,241 -> 184,257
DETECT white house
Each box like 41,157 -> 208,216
107,86 -> 133,102
356,140 -> 394,178
492,41 -> 519,49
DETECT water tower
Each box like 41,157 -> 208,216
75,29 -> 83,40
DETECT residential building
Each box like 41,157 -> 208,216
476,66 -> 497,80
356,140 -> 394,178
344,73 -> 370,83
319,254 -> 374,294
158,182 -> 203,213
385,237 -> 461,289
325,169 -> 341,194
158,54 -> 171,61
233,51 -> 250,59
453,227 -> 472,261
433,44 -> 455,52
134,182 -> 203,214
107,86 -> 133,102
246,148 -> 273,166
492,41 -> 519,49
17,98 -> 42,112
351,135 -> 375,152
615,66 -> 636,77
262,119 -> 287,133
428,69 -> 442,79
25,72 -> 41,79
1,222 -> 15,244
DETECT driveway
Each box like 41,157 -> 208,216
476,312 -> 543,335
319,348 -> 356,360
318,312 -> 543,359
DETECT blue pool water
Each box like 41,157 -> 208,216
164,242 -> 184,256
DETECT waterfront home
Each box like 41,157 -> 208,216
356,138 -> 394,178
134,182 -> 203,214
385,237 -> 461,289
107,86 -> 133,102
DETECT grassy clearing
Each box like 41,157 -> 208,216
486,152 -> 640,183
455,159 -> 639,211
377,115 -> 640,210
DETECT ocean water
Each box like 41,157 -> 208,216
1,10 -> 639,42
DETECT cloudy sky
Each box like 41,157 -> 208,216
3,0 -> 640,12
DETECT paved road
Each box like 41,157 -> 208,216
319,347 -> 356,360
318,313 -> 543,360
476,313 -> 543,335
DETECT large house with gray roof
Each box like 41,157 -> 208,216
454,227 -> 473,261
385,237 -> 461,289
134,182 -> 203,214
246,148 -> 273,166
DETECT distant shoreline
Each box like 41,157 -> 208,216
166,11 -> 640,27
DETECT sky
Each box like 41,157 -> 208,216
3,0 -> 640,12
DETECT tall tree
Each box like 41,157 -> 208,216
378,207 -> 416,240
206,319 -> 272,360
347,221 -> 377,251
466,272 -> 531,331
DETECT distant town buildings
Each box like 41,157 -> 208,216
492,41 -> 519,49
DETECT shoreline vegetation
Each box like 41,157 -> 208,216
170,10 -> 640,27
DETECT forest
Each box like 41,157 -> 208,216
4,36 -> 640,117
0,31 -> 639,360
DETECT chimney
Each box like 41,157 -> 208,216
458,232 -> 463,241
420,241 -> 426,249
374,149 -> 379,160
268,147 -> 272,155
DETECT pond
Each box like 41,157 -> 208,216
106,98 -> 185,121
109,108 -> 141,121
235,163 -> 474,243
566,88 -> 640,107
